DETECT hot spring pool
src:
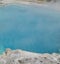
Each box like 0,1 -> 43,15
0,4 -> 60,53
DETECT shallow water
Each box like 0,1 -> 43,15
0,4 -> 60,53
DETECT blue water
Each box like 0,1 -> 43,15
0,4 -> 60,53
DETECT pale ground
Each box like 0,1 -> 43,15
1,0 -> 60,11
0,48 -> 60,64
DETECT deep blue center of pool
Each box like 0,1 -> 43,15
0,5 -> 60,53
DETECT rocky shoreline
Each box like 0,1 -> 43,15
0,48 -> 60,64
0,0 -> 60,12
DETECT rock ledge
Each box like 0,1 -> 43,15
0,48 -> 60,64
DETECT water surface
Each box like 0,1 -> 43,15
0,4 -> 60,53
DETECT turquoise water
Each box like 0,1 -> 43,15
0,4 -> 60,53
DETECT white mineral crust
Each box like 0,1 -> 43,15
0,48 -> 60,64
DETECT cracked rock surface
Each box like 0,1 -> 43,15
0,48 -> 60,64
